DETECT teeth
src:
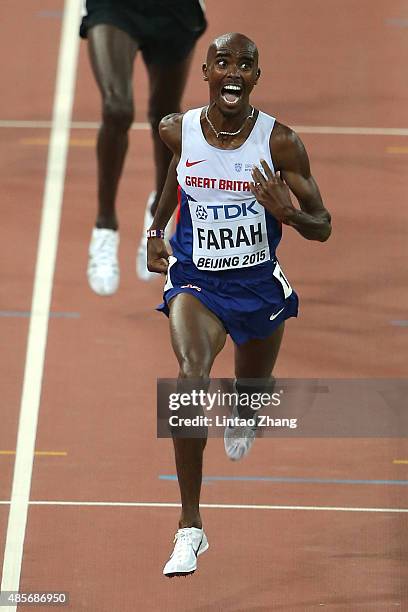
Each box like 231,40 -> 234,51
223,85 -> 241,91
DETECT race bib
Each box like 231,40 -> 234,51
190,200 -> 270,271
273,261 -> 293,299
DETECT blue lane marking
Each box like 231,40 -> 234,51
386,18 -> 408,27
0,311 -> 80,318
159,475 -> 408,486
36,10 -> 63,18
391,320 -> 408,327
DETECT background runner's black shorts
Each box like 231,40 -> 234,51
80,0 -> 207,64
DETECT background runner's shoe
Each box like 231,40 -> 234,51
87,228 -> 119,296
163,527 -> 209,577
224,405 -> 258,461
136,191 -> 156,281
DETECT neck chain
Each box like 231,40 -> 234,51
204,105 -> 255,139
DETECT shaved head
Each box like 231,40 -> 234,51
206,33 -> 258,64
202,31 -> 261,115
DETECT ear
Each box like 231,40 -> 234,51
254,68 -> 261,84
202,63 -> 209,81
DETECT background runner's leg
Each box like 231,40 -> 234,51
88,25 -> 139,229
169,293 -> 226,528
146,53 -> 194,215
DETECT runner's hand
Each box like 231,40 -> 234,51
147,238 -> 169,274
251,160 -> 295,222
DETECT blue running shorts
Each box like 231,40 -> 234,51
157,257 -> 299,346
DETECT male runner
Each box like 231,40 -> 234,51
80,0 -> 207,294
147,32 -> 331,577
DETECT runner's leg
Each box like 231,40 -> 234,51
88,24 -> 139,229
234,323 -> 285,379
169,293 -> 226,528
146,53 -> 194,214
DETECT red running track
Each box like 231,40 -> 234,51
1,1 -> 407,610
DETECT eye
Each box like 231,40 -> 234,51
216,59 -> 227,68
240,61 -> 252,71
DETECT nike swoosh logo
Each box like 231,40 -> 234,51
186,159 -> 206,167
269,307 -> 285,321
193,536 -> 203,558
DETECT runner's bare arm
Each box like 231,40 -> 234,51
147,114 -> 183,273
151,113 -> 183,230
251,122 -> 331,242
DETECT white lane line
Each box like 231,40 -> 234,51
0,0 -> 82,604
0,119 -> 408,136
0,501 -> 406,513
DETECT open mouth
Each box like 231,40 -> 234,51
221,84 -> 243,105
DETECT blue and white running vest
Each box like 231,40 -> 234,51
171,107 -> 283,280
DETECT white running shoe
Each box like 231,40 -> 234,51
224,404 -> 258,461
136,191 -> 156,281
163,527 -> 209,578
87,228 -> 120,296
